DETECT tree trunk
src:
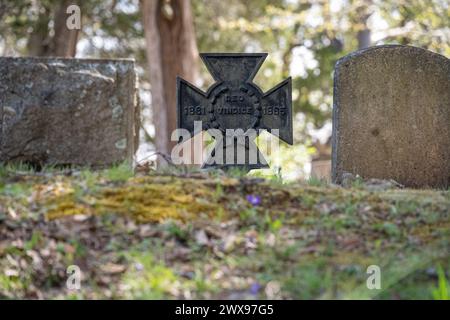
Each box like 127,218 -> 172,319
357,28 -> 371,49
27,0 -> 79,57
51,0 -> 79,57
27,7 -> 51,56
141,0 -> 200,165
352,0 -> 372,50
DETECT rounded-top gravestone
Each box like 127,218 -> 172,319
332,45 -> 450,188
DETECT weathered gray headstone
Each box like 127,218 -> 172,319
0,57 -> 139,167
332,45 -> 450,188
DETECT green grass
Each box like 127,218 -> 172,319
105,162 -> 134,182
306,176 -> 329,187
432,265 -> 449,300
0,166 -> 448,299
121,252 -> 183,299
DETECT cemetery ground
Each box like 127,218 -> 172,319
0,163 -> 448,300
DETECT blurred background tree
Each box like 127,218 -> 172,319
140,0 -> 200,159
0,0 -> 448,178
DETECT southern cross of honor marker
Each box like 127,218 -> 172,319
176,53 -> 293,170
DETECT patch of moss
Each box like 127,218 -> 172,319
26,172 -> 450,230
42,176 -> 217,222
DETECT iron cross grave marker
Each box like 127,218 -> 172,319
176,53 -> 292,170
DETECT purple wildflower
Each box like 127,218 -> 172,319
246,194 -> 261,206
250,282 -> 261,295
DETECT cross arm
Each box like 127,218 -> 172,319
176,77 -> 210,139
260,77 -> 293,145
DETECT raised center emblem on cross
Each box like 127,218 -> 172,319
176,53 -> 293,170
